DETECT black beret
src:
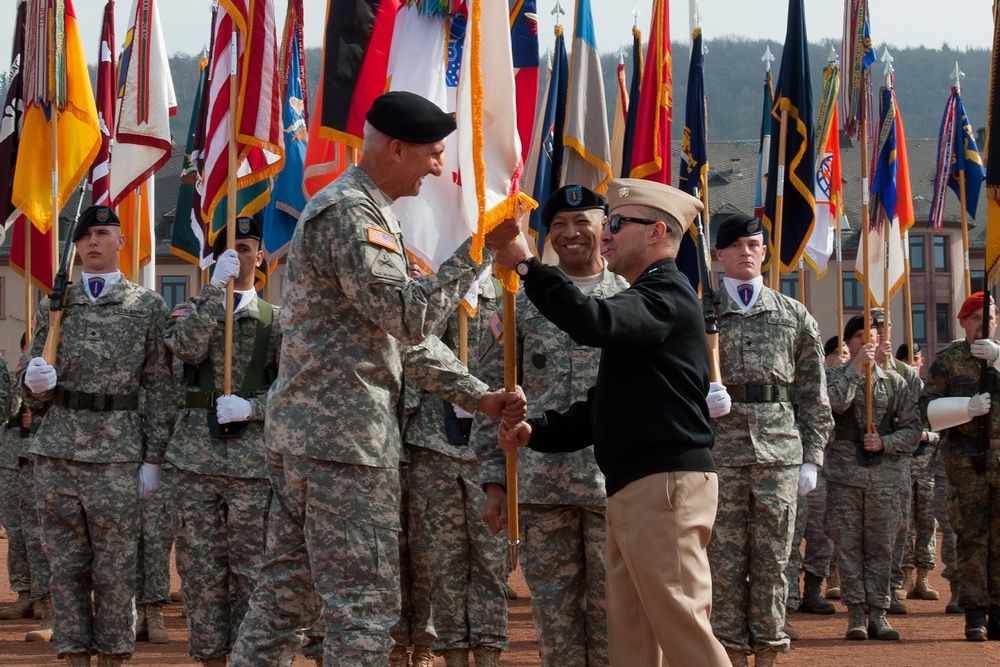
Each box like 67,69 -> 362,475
823,336 -> 842,357
895,342 -> 920,360
73,205 -> 120,242
366,91 -> 456,144
715,212 -> 764,250
213,215 -> 262,258
541,185 -> 607,227
843,314 -> 871,342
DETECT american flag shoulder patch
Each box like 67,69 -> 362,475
489,312 -> 503,339
367,227 -> 398,252
171,306 -> 193,318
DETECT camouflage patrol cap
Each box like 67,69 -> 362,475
73,205 -> 120,242
212,215 -> 262,258
606,178 -> 703,233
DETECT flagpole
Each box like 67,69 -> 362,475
835,202 -> 844,351
860,69 -> 873,432
903,229 -> 915,364
880,51 -> 894,371
223,28 -> 237,395
769,110 -> 789,289
132,186 -> 141,282
502,288 -> 519,571
24,221 -> 32,345
954,62 -> 973,298
797,255 -> 806,305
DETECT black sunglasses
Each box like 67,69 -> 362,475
603,214 -> 660,234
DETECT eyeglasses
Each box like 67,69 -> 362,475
603,214 -> 660,234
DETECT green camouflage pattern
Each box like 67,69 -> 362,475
18,457 -> 50,601
136,464 -> 176,606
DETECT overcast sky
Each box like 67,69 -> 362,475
2,0 -> 993,72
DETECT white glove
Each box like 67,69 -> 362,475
968,392 -> 992,418
797,462 -> 818,497
971,339 -> 1000,362
24,357 -> 57,394
216,395 -> 252,424
927,396 -> 977,430
137,463 -> 161,500
453,404 -> 474,419
210,249 -> 241,288
706,382 -> 731,419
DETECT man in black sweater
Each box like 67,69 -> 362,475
495,178 -> 729,667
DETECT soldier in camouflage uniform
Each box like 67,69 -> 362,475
164,218 -> 280,666
476,185 -> 626,667
133,464 -> 175,644
228,91 -> 524,667
0,355 -> 30,619
706,213 -> 832,667
920,292 -> 1000,641
20,205 -> 175,667
824,314 -> 920,642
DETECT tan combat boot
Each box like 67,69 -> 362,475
914,567 -> 940,600
782,619 -> 800,641
0,590 -> 34,619
755,650 -> 778,667
63,653 -> 91,667
388,644 -> 409,667
145,605 -> 169,644
200,657 -> 227,667
96,654 -> 123,667
724,647 -> 748,667
134,604 -> 148,641
25,595 -> 53,642
897,566 -> 914,600
824,567 -> 840,599
472,646 -> 501,667
443,649 -> 470,667
412,645 -> 435,667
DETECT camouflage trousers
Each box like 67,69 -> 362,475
137,464 -> 176,606
408,447 -> 507,652
174,468 -> 272,660
390,457 -> 431,650
520,503 -> 607,667
35,457 -> 139,658
785,476 -> 833,610
933,473 -> 958,582
0,466 -> 29,593
890,466 -> 913,591
942,447 -> 1000,608
824,481 -> 899,610
900,464 -> 937,571
709,464 -> 797,654
230,451 -> 401,667
19,457 -> 51,601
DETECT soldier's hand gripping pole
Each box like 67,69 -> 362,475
502,287 -> 520,570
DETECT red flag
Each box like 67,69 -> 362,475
10,215 -> 55,292
90,0 -> 115,207
628,0 -> 671,184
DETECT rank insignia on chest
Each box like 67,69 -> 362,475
367,226 -> 398,252
88,277 -> 105,299
738,283 -> 754,306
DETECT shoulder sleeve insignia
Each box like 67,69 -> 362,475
488,312 -> 503,340
170,306 -> 193,318
371,248 -> 407,282
367,226 -> 399,252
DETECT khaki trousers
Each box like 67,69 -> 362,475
605,471 -> 729,667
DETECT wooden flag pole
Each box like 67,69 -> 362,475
797,256 -> 806,305
131,186 -> 142,282
960,170 -> 972,298
902,229 -> 915,364
41,97 -> 61,365
25,219 -> 32,345
503,287 -> 520,571
769,109 -> 790,289
835,200 -> 845,351
860,74 -> 873,432
223,30 -> 238,395
882,213 -> 892,370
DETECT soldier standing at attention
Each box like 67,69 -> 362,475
20,205 -> 175,667
707,213 -> 833,667
824,314 -> 920,642
497,179 -> 731,667
920,291 -> 1000,641
164,217 -> 280,667
476,185 -> 628,667
228,91 -> 524,667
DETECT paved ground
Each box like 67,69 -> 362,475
1,538 -> 999,665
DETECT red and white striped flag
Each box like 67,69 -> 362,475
89,0 -> 115,207
201,0 -> 284,241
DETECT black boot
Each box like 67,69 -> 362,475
888,589 -> 908,615
800,572 -> 836,614
966,606 -> 988,642
988,605 -> 1000,640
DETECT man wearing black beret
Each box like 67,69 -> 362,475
231,92 -> 525,666
706,212 -> 833,665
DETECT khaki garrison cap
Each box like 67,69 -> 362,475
606,178 -> 704,233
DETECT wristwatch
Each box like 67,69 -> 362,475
515,258 -> 533,277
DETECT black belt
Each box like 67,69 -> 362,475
728,384 -> 793,403
185,391 -> 254,409
53,387 -> 139,411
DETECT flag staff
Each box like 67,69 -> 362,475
828,46 -> 846,351
131,187 -> 142,281
223,26 -> 238,394
953,61 -> 973,298
42,1 -> 64,365
860,68 -> 873,432
880,47 -> 894,368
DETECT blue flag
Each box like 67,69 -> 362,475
870,86 -> 898,226
620,27 -> 643,178
950,92 -> 986,220
526,29 -> 568,257
677,27 -> 708,291
263,5 -> 309,261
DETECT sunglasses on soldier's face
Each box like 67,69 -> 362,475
602,214 -> 659,234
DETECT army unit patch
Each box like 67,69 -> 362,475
371,248 -> 406,282
565,185 -> 583,206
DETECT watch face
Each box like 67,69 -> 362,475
517,261 -> 530,276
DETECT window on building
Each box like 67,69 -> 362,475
779,275 -> 799,301
936,302 -> 950,342
160,276 -> 188,310
933,236 -> 948,271
909,235 -> 925,272
843,275 -> 864,309
972,270 -> 986,295
911,303 -> 927,342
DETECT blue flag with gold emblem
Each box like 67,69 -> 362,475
870,86 -> 898,225
950,91 -> 986,220
677,26 -> 708,291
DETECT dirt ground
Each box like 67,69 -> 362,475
1,538 -> 1000,666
